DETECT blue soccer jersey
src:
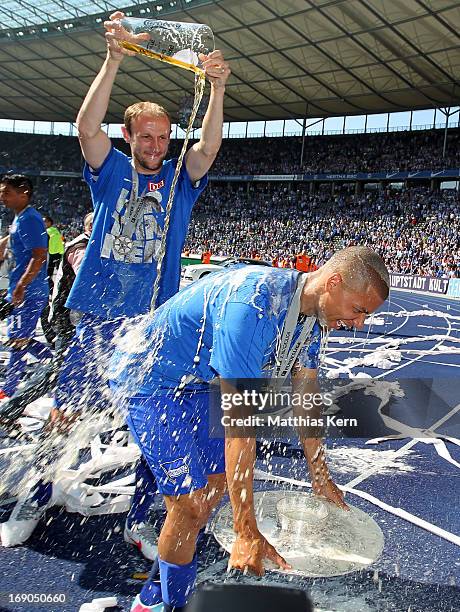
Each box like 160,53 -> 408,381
7,206 -> 48,301
66,147 -> 207,319
111,266 -> 322,395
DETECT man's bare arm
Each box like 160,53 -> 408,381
292,366 -> 349,510
12,247 -> 48,306
76,11 -> 148,169
222,379 -> 291,575
185,51 -> 230,183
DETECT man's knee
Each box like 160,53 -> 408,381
165,490 -> 212,527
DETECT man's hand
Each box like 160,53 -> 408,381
199,50 -> 230,88
229,530 -> 291,576
104,11 -> 150,61
312,475 -> 349,510
308,441 -> 349,511
11,281 -> 26,306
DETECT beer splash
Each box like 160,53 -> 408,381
118,40 -> 206,312
119,41 -> 203,75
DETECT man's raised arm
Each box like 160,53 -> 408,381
185,51 -> 230,183
76,10 -> 148,169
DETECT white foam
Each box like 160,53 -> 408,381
326,446 -> 419,475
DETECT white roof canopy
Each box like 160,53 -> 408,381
0,0 -> 459,122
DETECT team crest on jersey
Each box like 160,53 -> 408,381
160,458 -> 190,483
101,184 -> 164,263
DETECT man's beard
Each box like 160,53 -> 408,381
134,150 -> 166,173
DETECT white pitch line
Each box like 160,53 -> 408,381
344,438 -> 420,490
394,291 -> 460,314
344,402 -> 460,490
413,359 -> 460,368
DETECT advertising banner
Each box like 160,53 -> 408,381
390,273 -> 449,295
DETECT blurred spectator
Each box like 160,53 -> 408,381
184,184 -> 460,278
1,128 -> 459,176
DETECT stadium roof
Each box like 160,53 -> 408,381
0,0 -> 459,123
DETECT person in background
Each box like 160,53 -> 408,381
0,212 -> 93,547
43,215 -> 64,289
0,174 -> 52,401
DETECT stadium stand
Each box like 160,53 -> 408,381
0,129 -> 459,277
185,184 -> 459,278
1,128 -> 460,175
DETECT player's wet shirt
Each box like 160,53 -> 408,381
111,266 -> 321,395
66,146 -> 207,319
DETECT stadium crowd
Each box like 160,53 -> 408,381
0,129 -> 459,277
1,127 -> 459,176
185,184 -> 460,278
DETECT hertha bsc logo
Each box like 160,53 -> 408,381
160,458 -> 190,483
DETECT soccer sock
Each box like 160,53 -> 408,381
126,456 -> 158,529
3,348 -> 28,396
159,555 -> 197,610
26,339 -> 53,361
138,557 -> 162,606
147,527 -> 205,583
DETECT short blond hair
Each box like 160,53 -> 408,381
124,102 -> 171,134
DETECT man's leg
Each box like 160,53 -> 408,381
3,329 -> 74,415
46,253 -> 62,292
54,314 -> 117,413
134,473 -> 226,612
2,320 -> 97,548
1,295 -> 51,399
129,389 -> 226,611
124,456 -> 160,561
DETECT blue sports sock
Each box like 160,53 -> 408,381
126,456 -> 158,529
3,348 -> 28,396
138,558 -> 163,606
159,555 -> 197,609
148,527 -> 204,583
26,339 -> 53,361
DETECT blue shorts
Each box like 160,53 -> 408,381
7,293 -> 48,339
126,388 -> 225,496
